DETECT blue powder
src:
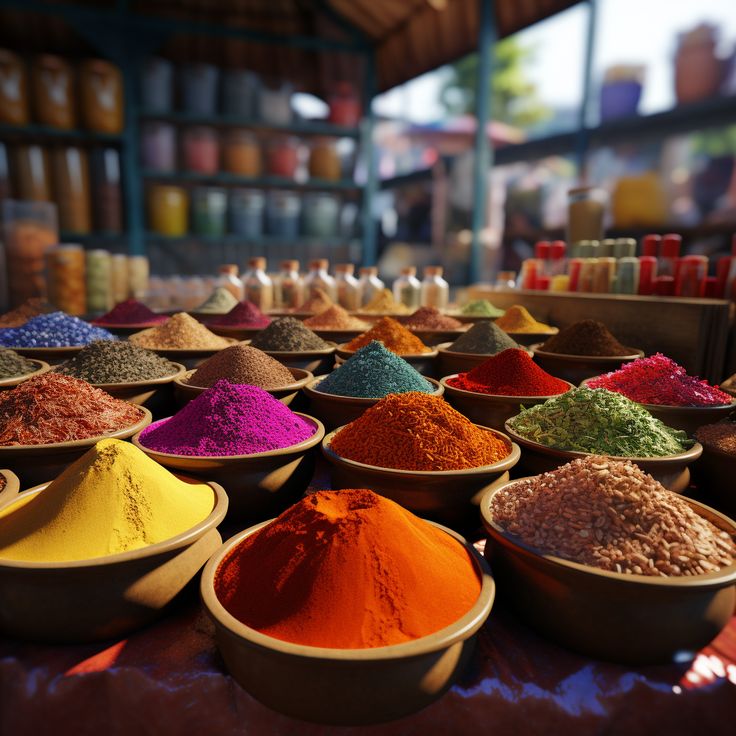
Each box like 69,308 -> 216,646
0,312 -> 117,347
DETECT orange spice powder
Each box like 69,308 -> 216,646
345,316 -> 430,354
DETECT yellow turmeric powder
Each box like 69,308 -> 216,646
494,305 -> 555,334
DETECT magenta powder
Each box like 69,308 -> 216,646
207,301 -> 271,328
139,380 -> 315,456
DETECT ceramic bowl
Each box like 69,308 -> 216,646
206,324 -> 271,341
0,360 -> 50,391
692,444 -> 736,518
257,346 -> 337,375
303,376 -> 443,431
336,344 -> 439,378
0,407 -> 152,487
174,367 -> 313,407
0,469 -> 19,497
503,423 -> 703,494
309,327 -> 372,345
480,478 -> 736,664
77,363 -> 187,407
137,338 -> 239,369
133,414 -> 325,525
532,345 -> 644,385
6,345 -> 88,364
200,519 -> 495,725
321,425 -> 520,527
88,321 -> 168,336
503,329 -> 558,347
0,477 -> 228,643
441,375 -> 574,430
435,342 -> 532,375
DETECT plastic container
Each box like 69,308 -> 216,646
31,55 -> 75,129
182,126 -> 219,175
51,146 -> 92,234
223,129 -> 261,176
0,49 -> 29,125
229,189 -> 264,238
304,259 -> 336,301
266,136 -> 299,179
308,138 -> 341,181
358,266 -> 384,307
567,187 -> 606,244
259,82 -> 292,124
273,260 -> 303,309
243,256 -> 273,312
222,69 -> 260,117
13,144 -> 52,201
328,82 -> 360,126
90,148 -> 122,233
86,249 -> 113,313
141,57 -> 174,112
46,244 -> 86,315
192,186 -> 227,237
148,184 -> 188,237
302,192 -> 340,238
265,190 -> 300,239
420,266 -> 449,310
79,59 -> 124,134
180,63 -> 219,116
217,264 -> 244,301
393,266 -> 421,310
334,264 -> 360,311
141,122 -> 177,172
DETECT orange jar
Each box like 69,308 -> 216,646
0,49 -> 29,125
308,138 -> 341,181
46,244 -> 86,315
31,55 -> 76,129
79,59 -> 124,133
13,144 -> 52,201
223,129 -> 261,176
51,146 -> 92,234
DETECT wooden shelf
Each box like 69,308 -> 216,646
142,170 -> 362,192
0,123 -> 124,144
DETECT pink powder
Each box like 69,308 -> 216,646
139,380 -> 316,456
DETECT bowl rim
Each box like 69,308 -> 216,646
253,344 -> 337,357
304,374 -> 443,402
440,374 -> 574,401
203,321 -> 272,331
2,345 -> 96,354
0,477 -> 228,570
322,424 -> 521,477
88,319 -> 169,329
0,359 -> 50,387
133,412 -> 325,461
128,337 -> 239,354
435,341 -> 530,358
336,343 -> 438,359
177,366 -> 313,393
503,421 -> 703,464
530,344 -> 645,362
53,362 -> 187,389
0,468 -> 20,496
501,327 -> 559,337
480,476 -> 736,588
200,518 -> 495,660
0,406 -> 152,452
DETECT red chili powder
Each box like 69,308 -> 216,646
448,348 -> 570,396
93,299 -> 167,326
206,301 -> 271,328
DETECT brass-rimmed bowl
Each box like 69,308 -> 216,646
480,477 -> 736,664
405,326 -> 469,347
0,359 -> 50,390
441,374 -> 574,430
206,323 -> 272,341
321,425 -> 520,527
0,476 -> 228,643
88,320 -> 168,336
303,375 -> 443,431
0,407 -> 153,487
336,344 -> 438,378
256,345 -> 337,375
174,366 -> 313,407
136,339 -> 239,369
74,363 -> 187,407
531,345 -> 645,385
503,422 -> 703,493
436,342 -> 529,375
200,519 -> 495,725
133,414 -> 325,525
308,327 -> 372,345
4,345 -> 92,364
503,329 -> 558,347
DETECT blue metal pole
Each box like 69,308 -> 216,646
470,0 -> 496,284
361,49 -> 379,266
575,0 -> 598,178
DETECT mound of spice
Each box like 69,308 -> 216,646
206,301 -> 271,328
362,289 -> 410,314
448,321 -> 519,355
587,353 -> 732,407
130,312 -> 231,350
187,344 -> 294,389
296,288 -> 333,314
403,306 -> 463,331
0,312 -> 116,348
0,349 -> 39,380
507,387 -> 690,457
139,380 -> 315,456
0,373 -> 144,446
0,439 -> 214,562
346,317 -> 430,355
92,299 -> 167,326
448,348 -> 569,396
495,305 -> 554,334
491,456 -> 735,577
460,300 -> 504,318
250,317 -> 330,352
0,298 -> 54,328
195,287 -> 239,314
56,341 -> 179,383
317,341 -> 434,398
695,422 -> 736,457
303,305 -> 369,331
539,320 -> 633,357
215,488 -> 481,648
329,392 -> 509,471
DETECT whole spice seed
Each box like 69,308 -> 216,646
490,455 -> 736,577
187,344 -> 294,389
346,317 -> 430,354
0,373 -> 144,446
329,392 -> 509,471
250,317 -> 330,352
303,305 -> 369,330
92,299 -> 167,326
507,387 -> 690,457
448,321 -> 519,355
402,306 -> 463,330
195,287 -> 240,314
56,341 -> 179,383
0,349 -> 39,380
460,300 -> 504,318
139,380 -> 315,456
0,298 -> 54,328
296,288 -> 333,313
206,301 -> 271,328
362,289 -> 410,314
694,422 -> 736,457
130,312 -> 231,350
495,305 -> 555,334
0,312 -> 116,348
214,488 -> 481,649
539,320 -> 633,357
587,353 -> 732,407
317,341 -> 434,398
448,348 -> 569,396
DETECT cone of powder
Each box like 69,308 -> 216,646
187,344 -> 295,389
250,317 -> 330,352
130,313 -> 231,349
346,317 -> 430,354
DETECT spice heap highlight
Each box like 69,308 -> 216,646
460,300 -> 504,318
250,317 -> 330,352
448,321 -> 518,355
186,344 -> 295,389
362,289 -> 410,314
402,307 -> 463,331
346,317 -> 430,354
495,305 -> 555,334
304,305 -> 369,331
130,312 -> 231,350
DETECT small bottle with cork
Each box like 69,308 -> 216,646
304,258 -> 336,300
216,264 -> 244,301
393,266 -> 421,309
357,266 -> 384,307
243,256 -> 273,311
334,264 -> 360,311
420,265 -> 449,309
273,259 -> 303,309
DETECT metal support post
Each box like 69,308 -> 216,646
361,49 -> 379,266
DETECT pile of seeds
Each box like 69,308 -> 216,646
0,312 -> 116,347
296,288 -> 333,314
0,298 -> 54,328
402,307 -> 463,330
56,341 -> 179,383
495,305 -> 555,334
250,317 -> 330,352
490,456 -> 736,577
695,422 -> 736,457
130,313 -> 231,350
207,301 -> 271,328
187,344 -> 295,389
0,349 -> 39,380
448,321 -> 519,354
93,299 -> 167,326
539,320 -> 633,357
317,341 -> 434,398
196,287 -> 239,314
346,317 -> 430,354
460,300 -> 504,318
304,305 -> 369,330
362,289 -> 410,314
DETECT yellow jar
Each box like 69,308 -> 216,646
148,184 -> 188,236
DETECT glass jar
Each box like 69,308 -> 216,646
222,69 -> 260,117
0,143 -> 10,201
392,266 -> 421,310
79,59 -> 124,134
90,148 -> 122,233
85,248 -> 112,313
259,82 -> 292,124
31,55 -> 75,129
192,186 -> 227,237
229,189 -> 264,238
51,146 -> 92,234
420,266 -> 449,309
180,63 -> 219,116
567,187 -> 607,245
302,193 -> 340,238
46,244 -> 86,315
266,136 -> 299,179
334,263 -> 360,311
358,267 -> 385,307
141,57 -> 173,113
217,264 -> 244,301
0,49 -> 29,125
308,138 -> 341,181
148,184 -> 188,236
128,256 -> 149,300
304,259 -> 336,300
273,259 -> 303,309
243,256 -> 273,311
182,126 -> 219,175
266,190 -> 300,239
328,82 -> 360,127
111,253 -> 129,304
223,129 -> 261,176
141,121 -> 177,172
13,144 -> 52,201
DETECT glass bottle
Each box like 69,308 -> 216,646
358,266 -> 384,307
274,259 -> 303,309
420,266 -> 449,309
243,256 -> 273,311
303,259 -> 336,300
392,266 -> 421,310
217,264 -> 244,301
334,264 -> 360,311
